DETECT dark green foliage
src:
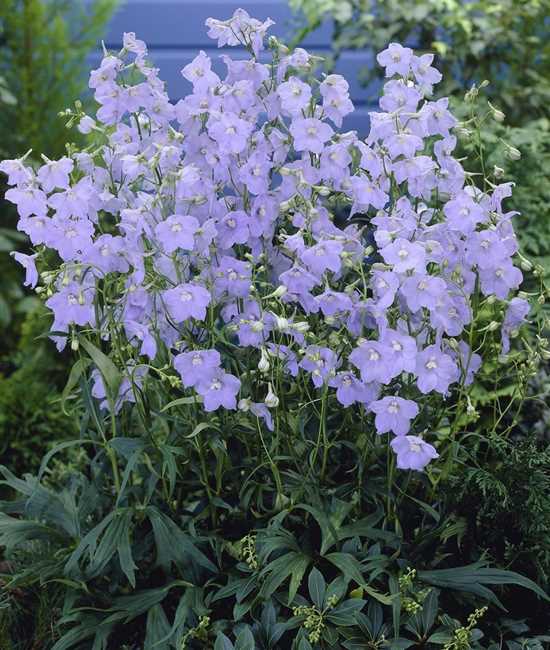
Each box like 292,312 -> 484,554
0,0 -> 118,158
0,404 -> 548,648
448,433 -> 550,591
0,306 -> 78,478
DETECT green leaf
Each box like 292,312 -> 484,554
234,625 -> 255,650
215,632 -> 235,650
144,604 -> 171,650
147,507 -> 216,574
161,395 -> 202,411
37,438 -> 98,484
61,357 -> 91,413
325,599 -> 366,626
78,336 -> 121,403
420,589 -> 439,635
296,500 -> 352,555
325,553 -> 393,605
418,563 -> 550,609
260,551 -> 311,604
308,567 -> 326,609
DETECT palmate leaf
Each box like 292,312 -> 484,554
325,552 -> 393,605
418,562 -> 550,609
325,599 -> 366,626
50,613 -> 106,650
64,509 -> 137,586
0,513 -> 66,550
147,506 -> 217,575
259,550 -> 311,604
0,465 -> 80,538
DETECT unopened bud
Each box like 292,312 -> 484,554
275,316 -> 289,331
258,348 -> 270,373
293,321 -> 310,333
488,101 -> 505,122
313,185 -> 331,196
505,145 -> 521,161
71,337 -> 79,351
238,398 -> 252,412
520,258 -> 533,272
446,338 -> 459,351
264,383 -> 279,408
493,165 -> 505,178
455,126 -> 472,138
266,285 -> 287,299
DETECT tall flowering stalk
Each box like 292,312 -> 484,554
1,10 -> 535,484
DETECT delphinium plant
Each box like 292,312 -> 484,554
0,9 -> 548,649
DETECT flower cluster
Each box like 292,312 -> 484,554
1,10 -> 530,471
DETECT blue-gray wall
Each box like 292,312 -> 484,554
98,0 -> 373,133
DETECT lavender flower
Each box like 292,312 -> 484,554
371,396 -> 419,436
390,435 -> 439,471
1,13 -> 531,473
163,283 -> 211,322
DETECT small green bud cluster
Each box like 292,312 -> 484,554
239,534 -> 259,571
293,595 -> 338,644
398,568 -> 431,615
443,606 -> 488,650
180,615 -> 210,649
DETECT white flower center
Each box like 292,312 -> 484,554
388,400 -> 399,414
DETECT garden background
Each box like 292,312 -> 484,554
0,1 -> 549,648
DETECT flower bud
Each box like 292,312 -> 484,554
313,184 -> 331,196
488,101 -> 505,122
264,383 -> 279,408
505,145 -> 521,161
519,258 -> 533,272
493,165 -> 504,178
292,321 -> 310,333
71,337 -> 79,352
266,285 -> 287,300
446,338 -> 459,351
275,316 -> 289,331
455,126 -> 472,138
258,348 -> 270,373
238,398 -> 252,412
464,86 -> 478,103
